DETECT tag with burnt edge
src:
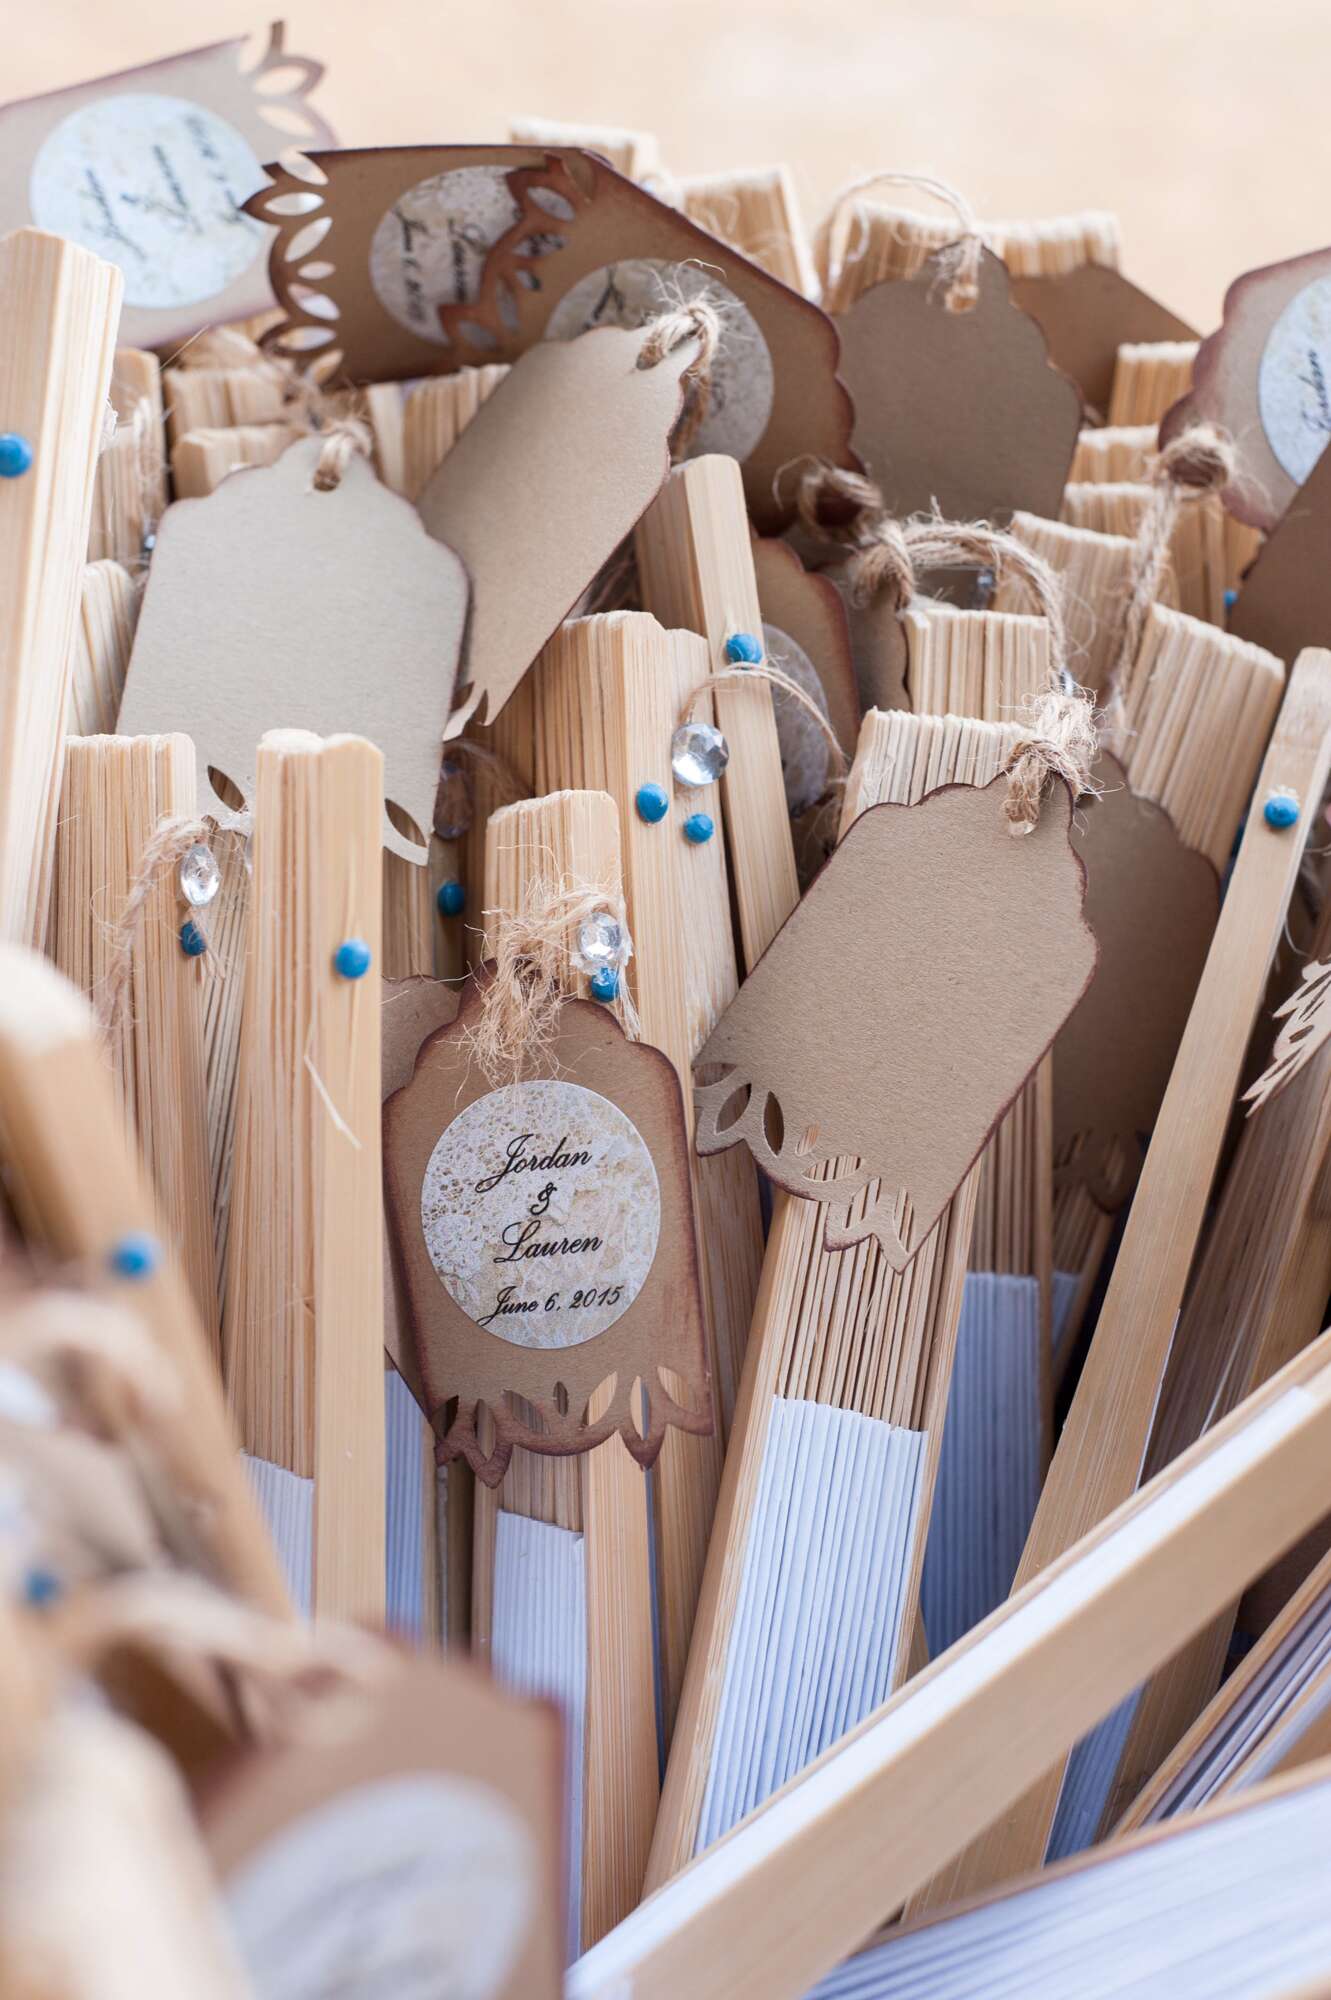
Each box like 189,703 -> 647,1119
117,437 -> 467,858
1055,758 -> 1220,1211
694,774 -> 1097,1268
835,246 -> 1082,527
248,144 -> 853,529
383,977 -> 711,1485
0,26 -> 333,348
1164,244 -> 1331,532
203,1654 -> 563,2000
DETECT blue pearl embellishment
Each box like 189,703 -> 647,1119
635,782 -> 669,823
1263,791 -> 1300,830
0,433 -> 33,478
179,918 -> 207,958
589,967 -> 620,1002
436,880 -> 466,917
724,630 -> 763,665
109,1232 -> 162,1281
683,812 -> 715,844
22,1567 -> 62,1609
334,938 -> 372,979
1224,588 -> 1238,611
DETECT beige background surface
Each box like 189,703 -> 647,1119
8,3 -> 1329,331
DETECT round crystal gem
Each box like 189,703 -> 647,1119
178,841 -> 221,908
575,912 -> 627,971
671,719 -> 729,788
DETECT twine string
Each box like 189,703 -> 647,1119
820,170 -> 984,312
469,875 -> 642,1086
95,816 -> 214,1042
679,658 -> 849,791
637,300 -> 721,453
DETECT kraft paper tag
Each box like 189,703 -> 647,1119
1229,444 -> 1331,663
417,323 -> 691,734
117,437 -> 468,860
249,145 -> 853,530
1009,264 -> 1197,417
835,246 -> 1082,527
1164,245 -> 1331,531
695,774 -> 1097,1267
1245,957 -> 1331,1117
203,1654 -> 563,2000
752,534 -> 860,818
383,979 -> 712,1485
1054,758 -> 1220,1210
0,26 -> 333,348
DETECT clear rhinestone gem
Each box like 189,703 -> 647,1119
671,720 -> 729,787
575,911 -> 627,972
178,841 -> 221,909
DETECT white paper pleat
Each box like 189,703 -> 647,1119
1052,1269 -> 1081,1360
492,1509 -> 587,1960
921,1273 -> 1042,1657
384,1367 -> 428,1640
695,1397 -> 925,1856
806,1775 -> 1331,2000
241,1454 -> 313,1614
1047,1686 -> 1142,1861
1144,1574 -> 1331,1821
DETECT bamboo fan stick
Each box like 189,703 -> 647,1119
635,454 -> 800,973
50,735 -> 217,1343
678,168 -> 818,296
1226,512 -> 1264,598
508,115 -> 664,182
1050,604 -> 1285,1367
1062,479 -> 1225,625
363,379 -> 407,496
899,606 -> 1056,1654
0,227 -> 121,948
1106,340 -> 1199,426
161,363 -> 288,440
67,561 -> 136,736
1068,424 -> 1157,484
222,730 -> 385,1623
522,612 -> 765,1736
1120,1544 -> 1331,1832
997,513 -> 1158,699
478,788 -> 657,1954
914,646 -> 1331,1911
0,945 -> 286,1612
401,366 -> 509,501
819,204 -> 1119,315
1076,896 -> 1331,1841
170,423 -> 303,499
646,709 -> 1015,1887
569,1330 -> 1331,2000
202,828 -> 249,1280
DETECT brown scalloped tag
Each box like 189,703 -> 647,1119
695,774 -> 1097,1268
1054,757 -> 1220,1210
383,978 -> 712,1486
835,246 -> 1082,526
1163,245 -> 1331,532
117,437 -> 467,859
417,322 -> 693,734
1009,264 -> 1197,417
203,1654 -> 563,2000
247,145 -> 853,530
0,26 -> 332,349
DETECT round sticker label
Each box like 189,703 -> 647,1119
543,258 -> 775,460
421,1079 -> 660,1347
764,621 -> 832,816
1258,274 -> 1331,486
29,94 -> 268,309
368,167 -> 523,344
225,1775 -> 534,2000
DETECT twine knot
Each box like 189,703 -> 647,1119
1003,686 -> 1099,836
1154,422 -> 1236,495
469,877 -> 640,1085
312,415 -> 374,491
638,300 -> 721,453
845,516 -> 915,609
